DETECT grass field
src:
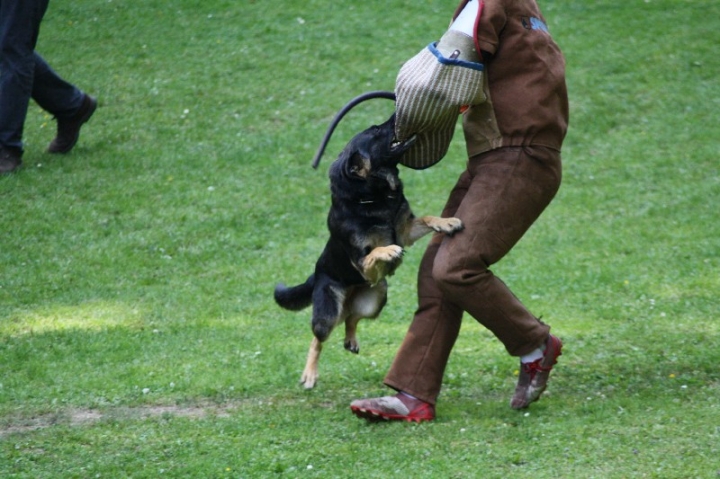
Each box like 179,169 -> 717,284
1,0 -> 719,477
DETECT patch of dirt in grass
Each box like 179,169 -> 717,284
0,404 -> 236,438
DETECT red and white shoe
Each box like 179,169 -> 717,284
350,393 -> 435,422
511,334 -> 563,410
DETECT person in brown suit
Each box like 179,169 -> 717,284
350,0 -> 569,422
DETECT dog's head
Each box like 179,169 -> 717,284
337,114 -> 416,184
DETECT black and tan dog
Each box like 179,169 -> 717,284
274,113 -> 463,388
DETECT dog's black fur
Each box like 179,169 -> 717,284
274,114 -> 463,388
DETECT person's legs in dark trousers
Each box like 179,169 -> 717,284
0,0 -> 49,150
32,52 -> 84,120
384,146 -> 562,405
0,0 -> 86,162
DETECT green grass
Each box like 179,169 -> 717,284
1,0 -> 719,477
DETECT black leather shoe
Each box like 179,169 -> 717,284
0,145 -> 22,174
48,94 -> 98,154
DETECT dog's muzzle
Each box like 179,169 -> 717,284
390,134 -> 417,154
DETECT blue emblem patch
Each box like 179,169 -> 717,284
521,16 -> 549,33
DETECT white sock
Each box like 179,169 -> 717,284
520,348 -> 544,364
400,391 -> 418,400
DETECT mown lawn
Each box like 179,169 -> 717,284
1,1 -> 718,477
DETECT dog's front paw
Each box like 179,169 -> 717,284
376,244 -> 404,262
432,217 -> 464,235
362,245 -> 404,285
362,245 -> 404,270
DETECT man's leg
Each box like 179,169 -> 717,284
350,170 -> 472,421
35,52 -> 96,154
351,146 -> 563,420
31,53 -> 84,119
0,0 -> 48,151
382,171 -> 473,405
431,147 -> 561,356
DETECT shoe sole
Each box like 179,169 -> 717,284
350,405 -> 434,423
350,406 -> 435,423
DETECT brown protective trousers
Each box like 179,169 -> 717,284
384,146 -> 562,405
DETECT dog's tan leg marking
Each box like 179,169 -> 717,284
363,245 -> 404,265
405,216 -> 464,245
300,337 -> 322,389
361,245 -> 403,284
344,317 -> 360,354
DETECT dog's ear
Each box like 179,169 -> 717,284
348,152 -> 371,179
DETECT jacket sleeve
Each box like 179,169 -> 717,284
473,0 -> 507,56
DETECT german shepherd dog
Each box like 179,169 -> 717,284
274,106 -> 463,389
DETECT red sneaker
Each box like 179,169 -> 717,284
350,394 -> 435,422
511,334 -> 563,410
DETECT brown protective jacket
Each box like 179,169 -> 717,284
455,0 -> 569,156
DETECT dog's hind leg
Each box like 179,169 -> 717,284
343,282 -> 388,354
302,275 -> 344,388
301,337 -> 322,389
344,317 -> 361,354
311,277 -> 344,342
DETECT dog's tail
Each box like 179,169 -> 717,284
274,274 -> 315,311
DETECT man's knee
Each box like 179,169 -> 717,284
431,257 -> 453,293
431,253 -> 470,297
431,246 -> 492,298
